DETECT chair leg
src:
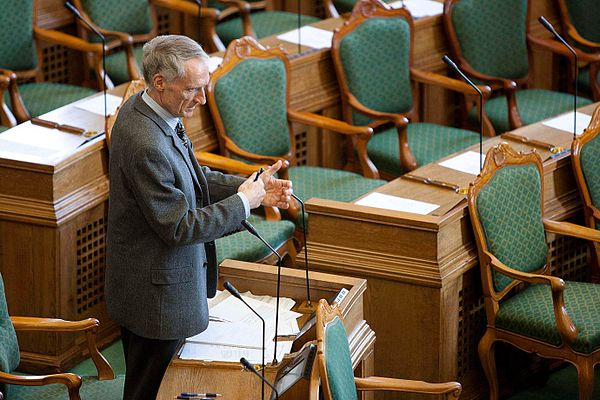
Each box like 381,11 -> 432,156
478,329 -> 499,400
576,360 -> 595,400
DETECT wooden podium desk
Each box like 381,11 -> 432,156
302,103 -> 598,400
157,259 -> 375,400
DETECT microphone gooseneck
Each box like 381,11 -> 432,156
241,219 -> 283,365
442,54 -> 484,170
224,281 -> 266,400
539,16 -> 578,140
240,357 -> 280,400
291,193 -> 311,307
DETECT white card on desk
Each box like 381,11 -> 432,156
277,26 -> 334,49
542,112 -> 591,136
208,56 -> 223,73
388,0 -> 443,18
355,192 -> 439,215
438,151 -> 483,176
74,93 -> 123,116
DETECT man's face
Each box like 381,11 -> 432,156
154,57 -> 209,118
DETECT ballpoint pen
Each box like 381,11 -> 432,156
177,392 -> 221,398
254,167 -> 264,182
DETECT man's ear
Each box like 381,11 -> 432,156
152,74 -> 165,92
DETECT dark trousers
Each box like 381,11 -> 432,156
120,326 -> 182,400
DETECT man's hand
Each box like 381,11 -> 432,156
238,173 -> 266,209
260,160 -> 292,209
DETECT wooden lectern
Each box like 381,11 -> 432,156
157,259 -> 375,400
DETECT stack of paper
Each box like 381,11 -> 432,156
277,26 -> 334,49
542,111 -> 591,136
388,0 -> 444,18
180,290 -> 301,364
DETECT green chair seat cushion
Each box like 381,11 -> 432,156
367,123 -> 481,176
8,374 -> 125,399
468,89 -> 593,134
105,45 -> 145,86
216,214 -> 295,265
7,83 -> 97,118
325,317 -> 358,400
216,12 -> 320,46
496,281 -> 600,354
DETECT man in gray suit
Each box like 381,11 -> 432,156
106,35 -> 292,400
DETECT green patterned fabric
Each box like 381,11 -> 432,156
580,133 -> 600,213
367,123 -> 481,175
79,0 -> 152,38
0,126 -> 9,133
216,214 -> 295,264
339,17 -> 413,126
5,83 -> 96,118
104,45 -> 144,85
476,164 -> 548,292
0,0 -> 37,71
496,281 -> 600,354
0,273 -> 20,398
564,0 -> 600,43
8,374 -> 125,399
468,89 -> 592,134
325,317 -> 358,400
451,0 -> 528,79
213,57 -> 291,156
216,12 -> 320,46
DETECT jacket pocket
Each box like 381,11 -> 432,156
151,265 -> 194,285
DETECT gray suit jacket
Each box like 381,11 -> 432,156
106,92 -> 246,340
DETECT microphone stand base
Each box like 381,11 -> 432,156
296,300 -> 318,314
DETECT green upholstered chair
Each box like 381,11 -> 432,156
207,36 -> 386,225
71,0 -> 221,86
0,272 -> 123,400
205,0 -> 320,47
314,299 -> 462,400
555,0 -> 600,101
572,104 -> 600,283
0,1 -> 105,123
468,143 -> 600,400
331,0 -> 485,178
443,0 -> 593,136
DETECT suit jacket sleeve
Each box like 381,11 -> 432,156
201,166 -> 246,204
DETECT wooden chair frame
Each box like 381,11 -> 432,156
0,316 -> 114,400
0,71 -> 16,128
314,299 -> 462,400
331,0 -> 491,177
571,104 -> 600,283
0,0 -> 107,123
468,143 -> 600,400
443,0 -> 600,133
555,0 -> 600,101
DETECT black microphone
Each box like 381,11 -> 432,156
539,16 -> 579,140
241,219 -> 282,364
291,193 -> 311,308
241,357 -> 279,400
65,1 -> 107,129
442,54 -> 484,171
223,281 -> 266,400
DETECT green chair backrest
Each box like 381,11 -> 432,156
0,0 -> 37,71
564,0 -> 600,43
325,317 -> 358,400
212,57 -> 291,156
80,0 -> 153,37
475,164 -> 548,292
339,16 -> 413,126
0,273 -> 20,397
450,0 -> 529,80
580,133 -> 600,228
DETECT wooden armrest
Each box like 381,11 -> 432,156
355,377 -> 461,398
567,27 -> 600,51
347,94 -> 409,127
0,370 -> 81,389
411,68 -> 491,97
543,219 -> 600,242
152,0 -> 220,18
528,35 -> 600,63
33,27 -> 104,55
195,151 -> 268,175
287,109 -> 373,137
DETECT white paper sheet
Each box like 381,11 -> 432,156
277,26 -> 334,49
388,0 -> 444,18
542,112 -> 591,136
355,192 -> 439,215
438,151 -> 483,175
179,339 -> 292,364
73,93 -> 123,116
208,56 -> 223,73
0,122 -> 87,152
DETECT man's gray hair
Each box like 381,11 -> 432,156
143,35 -> 209,84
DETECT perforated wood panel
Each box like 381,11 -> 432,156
76,215 -> 107,316
295,129 -> 308,166
548,233 -> 591,282
157,8 -> 173,35
457,266 -> 486,380
41,43 -> 70,83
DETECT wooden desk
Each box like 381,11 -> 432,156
303,103 -> 598,400
157,259 -> 375,400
